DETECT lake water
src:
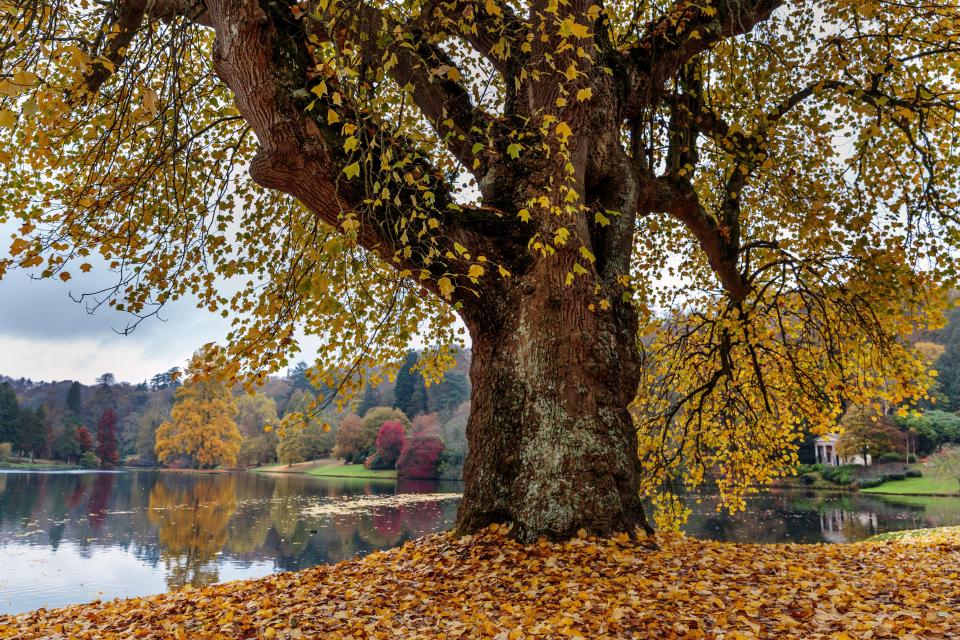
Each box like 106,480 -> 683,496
2,470 -> 960,614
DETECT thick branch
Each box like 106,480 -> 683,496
623,0 -> 785,117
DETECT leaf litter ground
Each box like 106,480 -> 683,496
2,525 -> 959,639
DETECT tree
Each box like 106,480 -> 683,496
836,405 -> 904,464
17,407 -> 48,460
332,413 -> 367,463
0,382 -> 19,445
394,352 -> 429,418
65,381 -> 82,420
95,408 -> 119,467
397,432 -> 446,479
75,426 -> 94,454
53,426 -> 80,462
336,407 -> 412,462
4,0 -> 960,540
375,421 -> 407,468
236,393 -> 279,438
155,348 -> 241,469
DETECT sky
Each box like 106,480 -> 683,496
0,221 -> 232,384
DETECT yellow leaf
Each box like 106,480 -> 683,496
576,87 -> 593,102
344,162 -> 360,179
437,276 -> 455,299
555,121 -> 573,142
468,264 -> 484,279
0,109 -> 16,128
484,0 -> 501,16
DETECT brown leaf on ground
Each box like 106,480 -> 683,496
2,525 -> 959,639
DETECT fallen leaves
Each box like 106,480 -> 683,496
2,526 -> 960,639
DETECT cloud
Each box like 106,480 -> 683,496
0,335 -> 195,384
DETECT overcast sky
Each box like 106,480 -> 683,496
0,221 -> 232,384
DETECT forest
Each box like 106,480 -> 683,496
0,348 -> 471,479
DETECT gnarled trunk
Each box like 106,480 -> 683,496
457,267 -> 651,542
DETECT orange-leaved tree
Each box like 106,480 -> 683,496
155,347 -> 242,468
1,0 -> 958,538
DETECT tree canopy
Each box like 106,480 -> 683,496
1,0 -> 959,533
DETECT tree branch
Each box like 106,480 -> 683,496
622,0 -> 785,117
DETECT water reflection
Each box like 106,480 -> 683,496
0,471 -> 459,613
681,488 -> 936,544
4,473 -> 960,614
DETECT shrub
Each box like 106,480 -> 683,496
905,469 -> 923,478
79,451 -> 98,468
397,433 -> 445,479
821,465 -> 856,485
878,452 -> 905,463
375,421 -> 407,468
886,472 -> 906,481
799,473 -> 816,486
437,447 -> 466,480
363,452 -> 392,470
906,454 -> 918,463
0,442 -> 11,462
858,477 -> 885,489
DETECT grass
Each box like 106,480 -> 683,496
252,460 -> 397,479
866,525 -> 960,542
0,459 -> 78,470
861,475 -> 960,496
306,463 -> 397,479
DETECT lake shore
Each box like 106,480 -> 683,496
3,525 -> 959,639
251,460 -> 399,480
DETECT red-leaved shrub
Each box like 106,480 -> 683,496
396,433 -> 445,479
375,420 -> 406,468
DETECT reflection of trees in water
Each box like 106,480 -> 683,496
681,489 -> 937,543
86,474 -> 114,529
147,475 -> 237,589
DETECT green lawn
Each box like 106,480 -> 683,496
252,461 -> 397,479
861,475 -> 960,496
866,525 -> 960,542
0,460 -> 78,470
306,464 -> 397,479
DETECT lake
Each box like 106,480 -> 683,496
2,470 -> 960,614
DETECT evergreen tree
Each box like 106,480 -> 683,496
53,427 -> 80,463
95,408 -> 120,467
0,382 -> 19,445
357,384 -> 377,416
65,381 -> 82,420
935,308 -> 960,411
17,407 -> 48,460
394,351 -> 428,418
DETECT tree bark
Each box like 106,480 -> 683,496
456,268 -> 652,542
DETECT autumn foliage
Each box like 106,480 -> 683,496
94,408 -> 119,467
75,426 -> 93,453
375,421 -> 406,468
397,432 -> 445,479
4,526 -> 960,639
155,349 -> 241,469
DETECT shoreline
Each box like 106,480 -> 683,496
4,526 -> 959,638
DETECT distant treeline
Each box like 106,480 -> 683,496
0,349 -> 472,477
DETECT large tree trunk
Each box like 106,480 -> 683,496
456,266 -> 651,542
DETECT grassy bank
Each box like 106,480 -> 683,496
0,459 -> 78,470
4,526 -> 960,639
862,475 -> 960,496
306,463 -> 397,479
253,460 -> 397,480
866,525 -> 960,542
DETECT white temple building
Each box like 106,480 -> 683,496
814,433 -> 872,466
